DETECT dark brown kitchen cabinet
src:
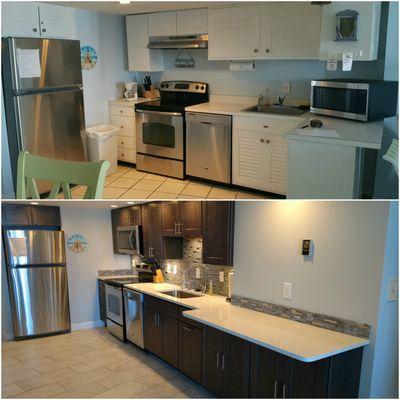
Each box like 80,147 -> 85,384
202,201 -> 234,266
2,204 -> 60,228
142,203 -> 164,259
202,325 -> 250,398
250,344 -> 363,398
144,306 -> 163,356
179,320 -> 202,384
162,201 -> 202,237
97,280 -> 106,324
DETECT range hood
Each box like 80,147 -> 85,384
148,34 -> 208,49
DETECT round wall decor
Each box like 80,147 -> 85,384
67,234 -> 88,253
81,45 -> 97,70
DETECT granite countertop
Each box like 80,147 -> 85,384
185,102 -> 383,149
98,274 -> 138,281
108,98 -> 155,108
124,282 -> 369,363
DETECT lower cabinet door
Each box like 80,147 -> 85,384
161,314 -> 179,368
144,307 -> 162,357
179,321 -> 202,384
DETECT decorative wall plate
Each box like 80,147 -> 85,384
67,234 -> 88,253
81,45 -> 98,70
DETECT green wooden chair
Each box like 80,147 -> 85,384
16,151 -> 110,199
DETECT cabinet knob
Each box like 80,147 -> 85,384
263,125 -> 269,128
266,48 -> 270,53
266,139 -> 270,144
42,28 -> 47,33
260,139 -> 265,143
120,126 -> 123,129
121,141 -> 124,144
33,28 -> 37,32
254,48 -> 258,53
120,110 -> 123,114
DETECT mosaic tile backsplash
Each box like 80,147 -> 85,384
162,237 -> 233,297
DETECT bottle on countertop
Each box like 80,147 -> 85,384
208,280 -> 213,295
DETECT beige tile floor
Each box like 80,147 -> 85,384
62,164 -> 269,200
2,327 -> 212,399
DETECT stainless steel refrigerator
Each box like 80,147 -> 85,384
3,229 -> 71,339
2,37 -> 86,195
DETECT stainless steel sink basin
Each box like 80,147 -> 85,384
160,290 -> 203,299
244,104 -> 308,116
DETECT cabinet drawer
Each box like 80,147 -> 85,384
235,115 -> 302,135
118,135 -> 135,150
110,115 -> 134,136
118,148 -> 136,163
144,295 -> 180,319
110,105 -> 134,117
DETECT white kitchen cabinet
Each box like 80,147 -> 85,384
126,14 -> 163,72
319,2 -> 381,61
177,9 -> 208,35
233,115 -> 303,195
208,5 -> 261,60
261,2 -> 321,59
38,3 -> 76,39
148,11 -> 177,37
1,2 -> 76,39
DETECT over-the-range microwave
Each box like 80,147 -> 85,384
310,79 -> 398,121
116,225 -> 143,255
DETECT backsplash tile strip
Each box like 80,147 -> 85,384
162,237 -> 233,297
98,269 -> 135,277
230,295 -> 371,339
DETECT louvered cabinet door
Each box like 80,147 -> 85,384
267,135 -> 288,195
232,129 -> 270,191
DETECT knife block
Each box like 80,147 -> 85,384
153,269 -> 165,283
143,86 -> 160,99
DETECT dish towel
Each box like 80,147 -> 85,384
383,138 -> 399,176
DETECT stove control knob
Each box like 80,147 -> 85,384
201,86 -> 205,90
165,84 -> 169,88
160,84 -> 164,88
195,85 -> 199,90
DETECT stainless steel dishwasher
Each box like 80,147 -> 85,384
186,112 -> 232,183
123,288 -> 144,349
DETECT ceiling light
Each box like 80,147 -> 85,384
110,204 -> 118,208
119,0 -> 131,4
30,202 -> 39,205
127,201 -> 135,205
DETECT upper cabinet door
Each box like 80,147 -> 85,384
262,2 -> 321,59
208,5 -> 261,60
1,2 -> 40,37
126,14 -> 164,72
319,2 -> 381,61
38,3 -> 76,39
177,9 -> 208,35
148,11 -> 177,37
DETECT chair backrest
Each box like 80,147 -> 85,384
16,151 -> 110,199
383,138 -> 399,177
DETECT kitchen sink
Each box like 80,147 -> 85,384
244,104 -> 308,117
160,290 -> 203,299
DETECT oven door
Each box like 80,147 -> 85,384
105,284 -> 123,325
310,81 -> 369,121
117,226 -> 140,255
136,110 -> 183,160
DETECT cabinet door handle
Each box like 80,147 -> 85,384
216,351 -> 220,368
254,48 -> 258,53
266,139 -> 270,144
157,314 -> 161,326
33,28 -> 37,32
174,222 -> 177,235
273,380 -> 278,398
263,125 -> 269,128
260,139 -> 265,143
154,313 -> 157,326
266,48 -> 270,53
221,353 -> 225,370
283,384 -> 287,398
183,326 -> 192,332
178,222 -> 182,235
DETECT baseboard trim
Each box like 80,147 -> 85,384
71,320 -> 105,331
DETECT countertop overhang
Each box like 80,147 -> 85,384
124,282 -> 369,363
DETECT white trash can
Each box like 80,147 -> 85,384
86,124 -> 119,175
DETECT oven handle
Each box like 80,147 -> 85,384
136,109 -> 182,117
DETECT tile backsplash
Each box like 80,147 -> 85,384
162,237 -> 233,297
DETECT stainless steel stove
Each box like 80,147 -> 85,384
135,81 -> 209,179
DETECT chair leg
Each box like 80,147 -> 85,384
61,183 -> 72,199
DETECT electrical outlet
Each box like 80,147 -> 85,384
387,279 -> 398,302
166,264 -> 171,273
282,81 -> 291,94
196,268 -> 201,279
282,282 -> 293,300
173,264 -> 177,275
219,271 -> 224,283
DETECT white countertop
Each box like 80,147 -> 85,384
98,274 -> 138,280
185,101 -> 383,149
125,282 -> 369,363
108,98 -> 154,108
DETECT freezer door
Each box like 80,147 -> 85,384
4,230 -> 66,267
8,266 -> 71,338
16,89 -> 86,162
8,38 -> 82,92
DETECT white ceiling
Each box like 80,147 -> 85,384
53,1 -> 234,15
5,200 -> 147,209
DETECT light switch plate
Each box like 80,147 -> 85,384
282,81 -> 291,94
166,264 -> 171,273
387,279 -> 398,302
196,268 -> 201,279
173,264 -> 177,275
219,271 -> 224,283
282,282 -> 293,300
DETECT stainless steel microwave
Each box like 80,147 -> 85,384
116,226 -> 142,255
310,80 -> 398,121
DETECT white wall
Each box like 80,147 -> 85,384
233,201 -> 393,397
370,202 -> 399,398
60,207 -> 130,329
75,9 -> 135,127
